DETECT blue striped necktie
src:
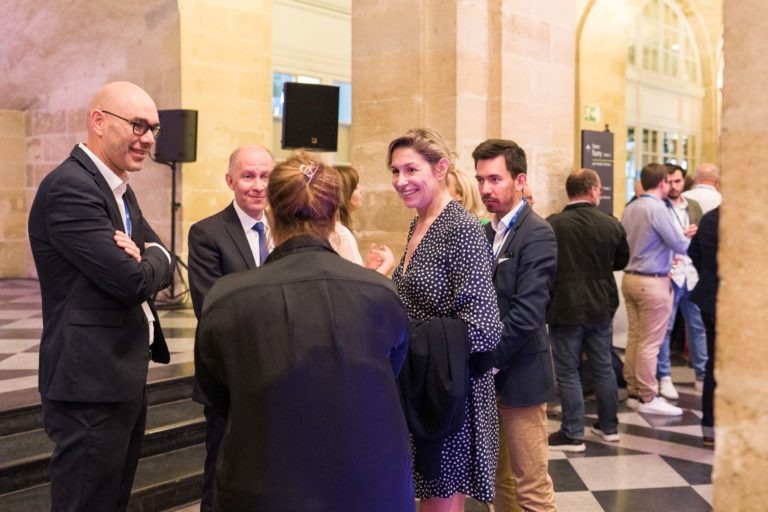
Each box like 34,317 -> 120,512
253,221 -> 269,266
123,195 -> 132,238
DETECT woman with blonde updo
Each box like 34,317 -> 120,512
195,151 -> 415,511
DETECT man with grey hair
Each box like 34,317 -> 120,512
682,162 -> 721,214
188,144 -> 275,511
546,168 -> 629,452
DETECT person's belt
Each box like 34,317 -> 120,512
624,270 -> 668,278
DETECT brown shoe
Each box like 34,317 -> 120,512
703,436 -> 715,447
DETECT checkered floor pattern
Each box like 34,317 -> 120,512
0,279 -> 712,511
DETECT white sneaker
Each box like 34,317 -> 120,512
626,396 -> 640,409
590,424 -> 621,442
638,396 -> 684,416
694,379 -> 704,392
659,376 -> 679,400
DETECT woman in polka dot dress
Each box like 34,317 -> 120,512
387,128 -> 502,511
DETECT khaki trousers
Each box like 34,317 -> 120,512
621,273 -> 674,402
494,403 -> 557,512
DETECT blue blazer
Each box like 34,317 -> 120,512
28,145 -> 173,403
485,203 -> 557,407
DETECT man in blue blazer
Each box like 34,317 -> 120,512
188,144 -> 275,511
28,81 -> 173,511
473,139 -> 558,512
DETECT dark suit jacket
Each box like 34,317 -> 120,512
485,204 -> 557,407
188,202 -> 257,319
546,203 -> 629,325
689,207 -> 719,316
28,145 -> 172,403
195,236 -> 414,511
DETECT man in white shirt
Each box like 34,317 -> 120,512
657,164 -> 707,400
683,162 -> 722,214
187,144 -> 275,512
28,81 -> 173,511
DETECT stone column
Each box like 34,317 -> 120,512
351,0 -> 575,256
178,0 -> 273,258
0,111 -> 28,276
714,1 -> 768,509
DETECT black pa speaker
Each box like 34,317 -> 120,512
281,83 -> 339,151
154,109 -> 198,162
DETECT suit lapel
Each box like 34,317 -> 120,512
223,203 -> 257,269
71,146 -> 124,233
490,203 -> 532,275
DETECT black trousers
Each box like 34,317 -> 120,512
701,312 -> 716,433
42,390 -> 147,512
201,405 -> 227,512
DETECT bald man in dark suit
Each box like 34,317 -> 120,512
187,144 -> 275,511
28,81 -> 173,511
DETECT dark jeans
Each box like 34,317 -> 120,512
42,391 -> 147,512
550,321 -> 618,439
701,312 -> 716,437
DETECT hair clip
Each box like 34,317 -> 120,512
300,163 -> 320,183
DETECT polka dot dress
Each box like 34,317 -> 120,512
393,200 -> 502,503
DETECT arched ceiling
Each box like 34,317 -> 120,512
0,0 -> 177,110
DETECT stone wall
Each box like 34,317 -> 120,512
714,0 -> 768,508
178,0 -> 273,264
352,0 -> 576,259
0,111 -> 28,277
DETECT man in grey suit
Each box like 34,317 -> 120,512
473,139 -> 558,512
28,81 -> 173,511
187,144 -> 275,511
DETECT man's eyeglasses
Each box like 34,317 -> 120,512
101,110 -> 161,139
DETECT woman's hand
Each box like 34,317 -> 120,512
365,243 -> 395,276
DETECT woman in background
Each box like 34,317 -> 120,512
330,164 -> 395,274
446,167 -> 488,222
388,128 -> 501,512
196,152 -> 414,511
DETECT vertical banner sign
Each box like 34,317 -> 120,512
581,130 -> 615,215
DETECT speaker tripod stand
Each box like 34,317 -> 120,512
155,160 -> 189,308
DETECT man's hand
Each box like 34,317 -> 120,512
114,230 -> 141,262
684,224 -> 698,239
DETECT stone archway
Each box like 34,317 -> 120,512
0,0 -> 181,277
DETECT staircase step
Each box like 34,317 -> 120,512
0,373 -> 194,437
0,444 -> 205,512
0,398 -> 204,494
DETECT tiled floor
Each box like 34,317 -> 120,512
0,278 -> 713,512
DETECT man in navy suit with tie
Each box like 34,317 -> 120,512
187,144 -> 275,511
28,81 -> 173,511
473,139 -> 558,512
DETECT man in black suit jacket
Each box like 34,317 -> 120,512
689,206 -> 719,446
546,169 -> 629,452
473,139 -> 558,512
187,144 -> 275,511
28,81 -> 173,511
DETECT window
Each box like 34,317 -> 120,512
628,0 -> 701,83
335,80 -> 352,124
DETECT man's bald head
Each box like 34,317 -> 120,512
695,162 -> 719,186
228,145 -> 274,176
85,81 -> 159,178
226,145 -> 276,219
